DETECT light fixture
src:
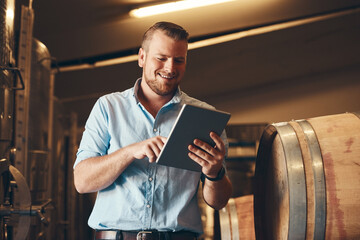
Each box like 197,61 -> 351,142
6,8 -> 14,21
130,0 -> 235,18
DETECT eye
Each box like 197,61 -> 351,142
174,58 -> 185,64
157,57 -> 166,61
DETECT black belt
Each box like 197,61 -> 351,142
95,230 -> 197,240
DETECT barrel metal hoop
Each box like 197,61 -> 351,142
273,122 -> 307,240
219,203 -> 232,240
297,120 -> 326,240
228,198 -> 240,240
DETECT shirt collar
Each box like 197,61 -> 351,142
132,78 -> 182,105
133,78 -> 142,104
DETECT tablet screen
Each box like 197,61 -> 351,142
156,104 -> 231,172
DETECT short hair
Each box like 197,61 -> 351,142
141,21 -> 189,51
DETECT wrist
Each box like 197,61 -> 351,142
201,166 -> 225,182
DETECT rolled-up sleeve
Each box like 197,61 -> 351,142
74,98 -> 110,168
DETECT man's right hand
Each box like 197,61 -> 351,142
74,136 -> 167,193
131,136 -> 167,162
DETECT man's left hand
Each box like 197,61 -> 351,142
188,132 -> 225,178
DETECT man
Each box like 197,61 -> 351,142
74,22 -> 232,240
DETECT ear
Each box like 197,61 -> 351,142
138,48 -> 145,68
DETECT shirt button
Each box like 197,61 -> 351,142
146,204 -> 151,208
153,128 -> 157,132
149,177 -> 153,182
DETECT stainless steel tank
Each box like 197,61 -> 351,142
28,38 -> 52,198
0,0 -> 16,160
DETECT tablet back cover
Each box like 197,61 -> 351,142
156,104 -> 231,172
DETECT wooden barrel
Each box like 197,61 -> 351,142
254,112 -> 360,240
219,194 -> 255,240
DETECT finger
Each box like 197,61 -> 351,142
192,139 -> 217,158
145,148 -> 157,162
159,136 -> 167,144
150,144 -> 162,157
210,132 -> 225,153
143,143 -> 160,162
188,152 -> 208,168
151,136 -> 167,155
188,144 -> 213,162
150,143 -> 164,158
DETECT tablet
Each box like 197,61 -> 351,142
156,104 -> 231,172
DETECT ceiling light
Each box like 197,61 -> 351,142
130,0 -> 235,18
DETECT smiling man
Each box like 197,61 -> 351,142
74,22 -> 232,240
139,26 -> 186,97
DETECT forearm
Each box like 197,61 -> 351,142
74,145 -> 135,194
188,132 -> 232,209
202,175 -> 232,210
74,136 -> 166,194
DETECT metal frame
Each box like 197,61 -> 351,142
272,122 -> 307,240
297,120 -> 326,240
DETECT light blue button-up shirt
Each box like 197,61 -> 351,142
75,79 -> 227,234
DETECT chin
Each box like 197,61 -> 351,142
157,89 -> 175,96
157,85 -> 178,96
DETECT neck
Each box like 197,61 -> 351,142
138,81 -> 175,118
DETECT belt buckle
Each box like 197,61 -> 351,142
136,230 -> 153,240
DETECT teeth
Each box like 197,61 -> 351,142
159,73 -> 174,79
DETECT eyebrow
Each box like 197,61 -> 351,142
156,54 -> 186,60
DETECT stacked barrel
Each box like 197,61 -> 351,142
254,112 -> 360,240
220,112 -> 360,240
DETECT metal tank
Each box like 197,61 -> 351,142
1,2 -> 90,238
25,38 -> 53,240
1,1 -> 24,240
0,0 -> 16,161
28,38 -> 52,201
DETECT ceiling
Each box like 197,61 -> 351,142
24,0 -> 360,126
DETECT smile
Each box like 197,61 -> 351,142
158,73 -> 175,79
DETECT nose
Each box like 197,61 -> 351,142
164,59 -> 175,74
